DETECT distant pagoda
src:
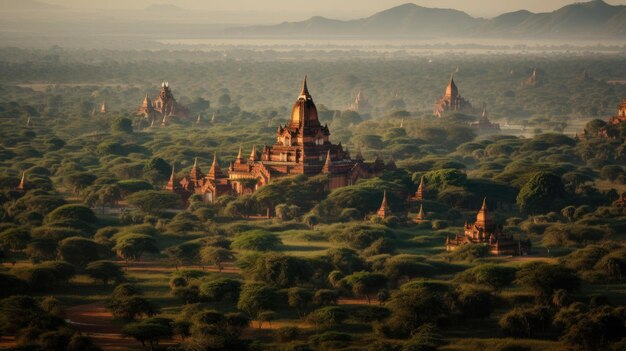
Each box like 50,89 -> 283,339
433,75 -> 474,117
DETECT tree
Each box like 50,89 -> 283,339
108,296 -> 157,321
306,306 -> 348,329
113,234 -> 159,262
499,306 -> 551,338
237,283 -> 277,320
123,318 -> 173,351
0,228 -> 30,251
111,117 -> 133,133
97,184 -> 121,210
63,173 -> 97,196
248,253 -> 312,288
85,261 -> 124,285
455,286 -> 494,319
143,157 -> 171,184
126,190 -> 181,213
231,230 -> 282,251
326,248 -> 365,274
340,272 -> 388,304
199,278 -> 242,302
287,287 -> 313,317
454,264 -> 517,291
58,237 -> 101,266
516,172 -> 565,214
164,242 -> 201,270
515,262 -> 580,299
257,310 -> 276,329
200,247 -> 234,272
46,204 -> 97,225
25,239 -> 58,261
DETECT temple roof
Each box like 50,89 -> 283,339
189,157 -> 203,181
206,153 -> 226,179
289,76 -> 321,130
445,75 -> 459,98
377,190 -> 392,218
475,197 -> 493,230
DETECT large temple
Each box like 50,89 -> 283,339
166,77 -> 393,203
347,91 -> 372,114
583,99 -> 626,139
137,82 -> 189,121
433,75 -> 474,117
446,198 -> 531,256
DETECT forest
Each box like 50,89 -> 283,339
0,46 -> 625,351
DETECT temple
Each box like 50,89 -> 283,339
16,172 -> 26,192
137,82 -> 189,121
446,198 -> 531,256
433,75 -> 474,117
348,91 -> 372,114
166,77 -> 392,203
470,106 -> 501,133
608,99 -> 626,125
413,176 -> 426,201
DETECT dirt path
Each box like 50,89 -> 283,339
65,302 -> 141,351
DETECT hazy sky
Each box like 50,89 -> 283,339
41,0 -> 626,18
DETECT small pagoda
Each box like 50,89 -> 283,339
376,191 -> 392,219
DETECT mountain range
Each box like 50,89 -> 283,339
227,0 -> 626,39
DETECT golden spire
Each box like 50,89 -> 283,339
445,73 -> 458,98
165,164 -> 176,190
17,171 -> 26,191
299,75 -> 310,99
475,197 -> 493,230
322,149 -> 333,173
416,203 -> 425,220
377,190 -> 392,219
196,114 -> 201,124
249,145 -> 258,162
236,145 -> 244,163
206,152 -> 225,179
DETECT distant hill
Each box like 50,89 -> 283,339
144,4 -> 188,13
0,0 -> 64,11
227,1 -> 626,39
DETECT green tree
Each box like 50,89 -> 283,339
237,283 -> 277,320
516,262 -> 580,299
454,264 -> 517,291
126,190 -> 181,213
340,271 -> 388,304
123,318 -> 173,351
85,261 -> 124,285
113,234 -> 159,262
111,117 -> 133,133
58,237 -> 101,266
516,172 -> 565,214
200,247 -> 234,272
231,230 -> 282,251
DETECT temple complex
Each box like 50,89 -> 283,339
138,82 -> 189,121
608,99 -> 626,125
446,198 -> 531,256
166,77 -> 392,203
470,107 -> 501,133
348,91 -> 372,114
433,75 -> 474,117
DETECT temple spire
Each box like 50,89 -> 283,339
322,149 -> 333,173
17,171 -> 26,191
236,145 -> 244,163
249,145 -> 258,163
377,190 -> 392,219
299,75 -> 310,99
196,114 -> 201,124
165,164 -> 176,190
206,152 -> 225,179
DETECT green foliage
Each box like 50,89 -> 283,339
516,172 -> 566,214
45,204 -> 96,225
126,190 -> 181,213
306,306 -> 348,329
113,233 -> 159,261
237,283 -> 277,319
58,237 -> 101,266
515,262 -> 580,299
231,230 -> 282,251
499,306 -> 551,338
245,253 -> 312,288
454,264 -> 517,291
85,261 -> 124,285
